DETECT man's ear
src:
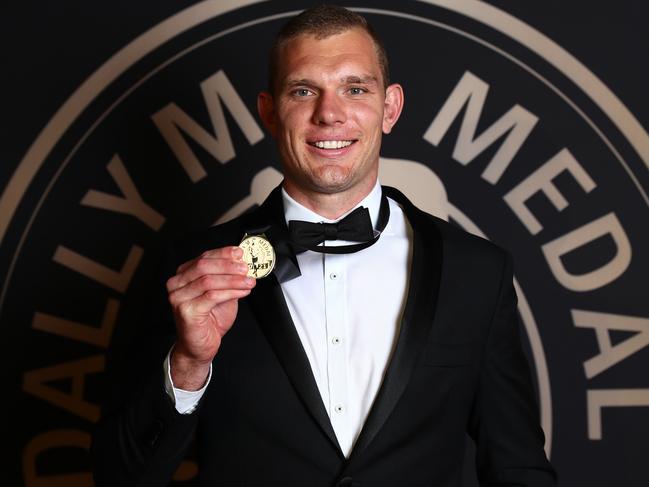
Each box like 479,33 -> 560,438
382,83 -> 404,134
257,91 -> 277,137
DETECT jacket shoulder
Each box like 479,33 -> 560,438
409,204 -> 511,277
384,184 -> 509,269
435,214 -> 507,260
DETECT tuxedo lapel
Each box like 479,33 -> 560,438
248,276 -> 343,456
243,186 -> 344,457
241,184 -> 442,461
348,186 -> 443,458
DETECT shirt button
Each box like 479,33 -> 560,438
334,404 -> 345,414
329,272 -> 339,280
332,336 -> 342,345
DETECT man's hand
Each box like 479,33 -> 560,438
166,246 -> 256,390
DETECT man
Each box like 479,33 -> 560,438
92,5 -> 556,486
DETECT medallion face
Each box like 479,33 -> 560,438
239,234 -> 275,279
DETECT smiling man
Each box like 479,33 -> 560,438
258,26 -> 402,218
93,5 -> 556,486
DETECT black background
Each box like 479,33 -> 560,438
2,1 -> 648,486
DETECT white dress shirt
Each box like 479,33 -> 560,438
165,181 -> 413,457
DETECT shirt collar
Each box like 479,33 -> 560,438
282,180 -> 382,229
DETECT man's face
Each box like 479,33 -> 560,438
258,28 -> 403,204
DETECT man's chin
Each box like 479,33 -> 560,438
284,162 -> 374,198
307,170 -> 356,194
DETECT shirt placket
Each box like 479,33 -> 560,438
323,252 -> 350,450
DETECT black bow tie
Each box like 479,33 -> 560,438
288,194 -> 390,254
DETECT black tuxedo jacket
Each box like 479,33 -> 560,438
92,185 -> 556,487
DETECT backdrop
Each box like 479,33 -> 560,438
2,1 -> 648,485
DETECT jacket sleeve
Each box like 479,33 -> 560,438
91,241 -> 201,486
468,251 -> 558,486
91,365 -> 201,487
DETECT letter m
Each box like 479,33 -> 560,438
423,71 -> 538,184
152,70 -> 264,182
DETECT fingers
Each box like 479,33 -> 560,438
169,273 -> 256,306
169,258 -> 248,292
167,246 -> 251,362
175,246 -> 243,275
184,288 -> 252,315
167,245 -> 257,318
168,246 -> 246,291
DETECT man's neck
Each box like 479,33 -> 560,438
282,179 -> 377,220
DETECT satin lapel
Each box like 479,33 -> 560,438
348,186 -> 443,458
245,186 -> 343,457
248,273 -> 343,456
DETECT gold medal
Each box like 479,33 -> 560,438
239,234 -> 276,279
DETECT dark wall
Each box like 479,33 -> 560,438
2,1 -> 648,485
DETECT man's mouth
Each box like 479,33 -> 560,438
308,140 -> 356,150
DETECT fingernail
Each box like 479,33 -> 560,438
233,247 -> 243,258
245,277 -> 255,285
239,264 -> 249,273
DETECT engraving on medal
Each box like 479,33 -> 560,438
239,234 -> 276,279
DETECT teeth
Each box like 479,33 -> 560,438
313,140 -> 353,149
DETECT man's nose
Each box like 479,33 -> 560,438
312,91 -> 346,125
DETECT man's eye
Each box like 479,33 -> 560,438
293,88 -> 313,97
348,87 -> 367,95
